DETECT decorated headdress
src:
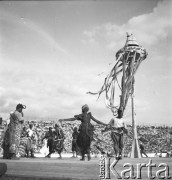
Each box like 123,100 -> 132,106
16,104 -> 26,110
82,104 -> 89,111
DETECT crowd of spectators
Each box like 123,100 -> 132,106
123,125 -> 172,157
0,120 -> 172,157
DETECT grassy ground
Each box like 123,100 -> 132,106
0,157 -> 172,180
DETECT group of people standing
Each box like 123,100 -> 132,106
2,103 -> 129,161
59,104 -> 128,160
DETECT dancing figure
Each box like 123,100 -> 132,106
59,104 -> 106,161
102,109 -> 128,159
26,124 -> 36,158
41,127 -> 55,158
71,127 -> 79,158
54,124 -> 65,159
139,142 -> 148,157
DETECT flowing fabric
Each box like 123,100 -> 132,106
87,34 -> 148,117
76,113 -> 94,156
40,140 -> 49,156
54,128 -> 65,154
42,131 -> 55,155
2,128 -> 10,159
18,137 -> 28,157
2,111 -> 24,159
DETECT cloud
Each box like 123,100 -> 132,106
0,1 -> 171,125
83,0 -> 172,51
81,0 -> 172,125
0,55 -> 107,120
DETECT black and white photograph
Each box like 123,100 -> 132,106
0,0 -> 171,179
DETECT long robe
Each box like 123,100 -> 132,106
72,130 -> 79,153
76,113 -> 94,156
54,128 -> 65,154
2,111 -> 24,159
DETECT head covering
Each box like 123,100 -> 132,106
73,127 -> 78,131
29,124 -> 33,129
82,104 -> 89,112
55,124 -> 59,128
16,104 -> 26,110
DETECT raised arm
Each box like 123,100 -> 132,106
90,113 -> 107,126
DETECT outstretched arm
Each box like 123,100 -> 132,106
59,117 -> 77,127
59,117 -> 76,122
90,113 -> 107,126
102,124 -> 112,132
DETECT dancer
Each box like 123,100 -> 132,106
71,127 -> 79,158
2,104 -> 26,160
54,124 -> 65,159
21,126 -> 28,138
102,109 -> 128,159
139,142 -> 148,157
26,124 -> 35,158
59,104 -> 106,161
42,127 -> 55,158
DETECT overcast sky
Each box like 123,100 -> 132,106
0,0 -> 171,125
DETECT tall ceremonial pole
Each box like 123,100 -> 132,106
130,79 -> 141,158
87,33 -> 147,159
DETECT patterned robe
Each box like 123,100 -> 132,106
54,128 -> 65,154
2,111 -> 24,158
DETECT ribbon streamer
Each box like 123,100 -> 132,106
87,33 -> 148,117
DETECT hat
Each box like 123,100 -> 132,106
16,104 -> 26,110
82,104 -> 89,111
55,124 -> 59,128
73,127 -> 78,131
